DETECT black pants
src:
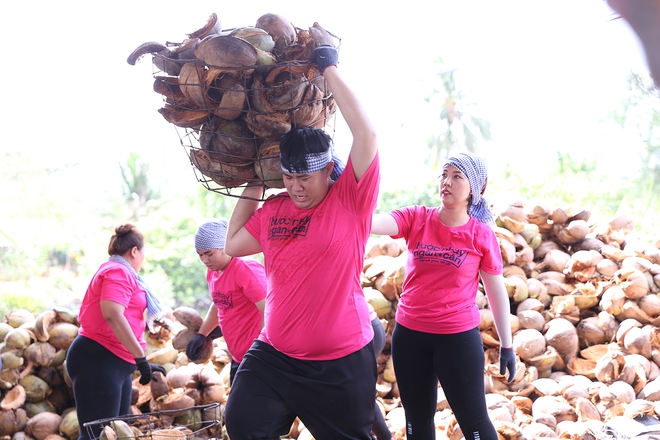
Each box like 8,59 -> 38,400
66,335 -> 136,440
371,317 -> 391,440
391,324 -> 497,440
225,339 -> 376,440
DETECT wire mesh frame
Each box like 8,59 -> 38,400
83,402 -> 222,440
150,34 -> 340,201
152,54 -> 338,201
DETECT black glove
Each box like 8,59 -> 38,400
208,326 -> 223,339
135,357 -> 153,385
499,346 -> 517,383
186,333 -> 209,361
150,362 -> 167,380
310,44 -> 338,74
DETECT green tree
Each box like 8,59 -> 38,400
119,152 -> 161,220
425,58 -> 492,171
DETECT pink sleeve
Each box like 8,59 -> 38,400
237,260 -> 267,303
333,153 -> 380,216
480,227 -> 503,274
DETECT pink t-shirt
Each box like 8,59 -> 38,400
208,257 -> 266,362
245,154 -> 380,360
78,261 -> 147,363
390,206 -> 503,334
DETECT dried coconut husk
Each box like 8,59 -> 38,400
601,244 -> 635,263
616,268 -> 650,299
566,250 -> 603,282
179,62 -> 208,109
532,395 -> 577,423
245,110 -> 292,138
254,140 -> 284,188
555,220 -> 590,245
639,294 -> 660,317
197,70 -> 248,120
623,325 -> 652,359
0,384 -> 26,410
595,351 -> 636,384
199,116 -> 256,164
504,265 -> 527,280
158,105 -> 209,129
156,390 -> 195,417
545,318 -> 579,362
566,357 -> 597,379
513,329 -> 546,361
255,13 -> 297,52
194,35 -> 258,75
601,285 -> 627,317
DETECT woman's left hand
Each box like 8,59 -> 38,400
499,346 -> 516,382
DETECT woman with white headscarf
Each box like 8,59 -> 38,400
186,219 -> 266,384
371,152 -> 515,440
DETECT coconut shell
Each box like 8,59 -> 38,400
27,412 -> 62,440
205,73 -> 247,120
0,384 -> 26,410
179,63 -> 208,109
245,110 -> 292,138
190,149 -> 256,188
172,306 -> 204,330
47,323 -> 78,351
199,117 -> 257,164
188,13 -> 222,40
158,105 -> 209,129
194,35 -> 258,74
255,13 -> 297,51
254,141 -> 284,188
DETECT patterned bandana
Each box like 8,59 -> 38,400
195,220 -> 228,251
443,152 -> 494,225
281,149 -> 346,181
108,254 -> 165,333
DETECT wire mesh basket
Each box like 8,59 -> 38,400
83,403 -> 223,440
143,18 -> 341,201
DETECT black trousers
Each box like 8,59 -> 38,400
225,339 -> 376,440
391,324 -> 497,440
66,335 -> 136,440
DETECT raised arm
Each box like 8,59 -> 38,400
224,185 -> 264,257
311,46 -> 377,181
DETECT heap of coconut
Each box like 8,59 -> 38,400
128,12 -> 339,195
0,306 -> 232,440
361,201 -> 660,440
3,200 -> 660,440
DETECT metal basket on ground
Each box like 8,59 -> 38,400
134,13 -> 341,201
83,403 -> 223,440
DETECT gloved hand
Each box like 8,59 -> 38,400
499,346 -> 517,383
186,333 -> 209,361
310,44 -> 338,74
135,357 -> 154,385
150,362 -> 167,380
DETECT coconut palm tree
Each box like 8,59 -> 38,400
425,58 -> 492,171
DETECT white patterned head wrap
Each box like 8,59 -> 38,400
280,149 -> 346,180
194,220 -> 228,251
443,152 -> 494,225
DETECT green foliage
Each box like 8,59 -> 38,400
119,152 -> 162,220
377,181 -> 438,214
425,57 -> 492,171
0,291 -> 47,319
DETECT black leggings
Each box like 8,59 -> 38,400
391,324 -> 497,440
66,336 -> 136,440
371,317 -> 391,440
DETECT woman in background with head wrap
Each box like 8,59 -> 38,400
371,152 -> 515,440
185,219 -> 266,384
223,44 -> 380,440
66,224 -> 167,440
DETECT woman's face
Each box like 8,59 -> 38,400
439,165 -> 471,209
197,248 -> 232,272
282,162 -> 334,210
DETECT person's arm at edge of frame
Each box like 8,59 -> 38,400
321,65 -> 377,182
225,184 -> 264,258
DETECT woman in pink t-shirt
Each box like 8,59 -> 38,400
223,45 -> 380,440
371,152 -> 515,440
66,224 -> 166,440
185,219 -> 266,384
